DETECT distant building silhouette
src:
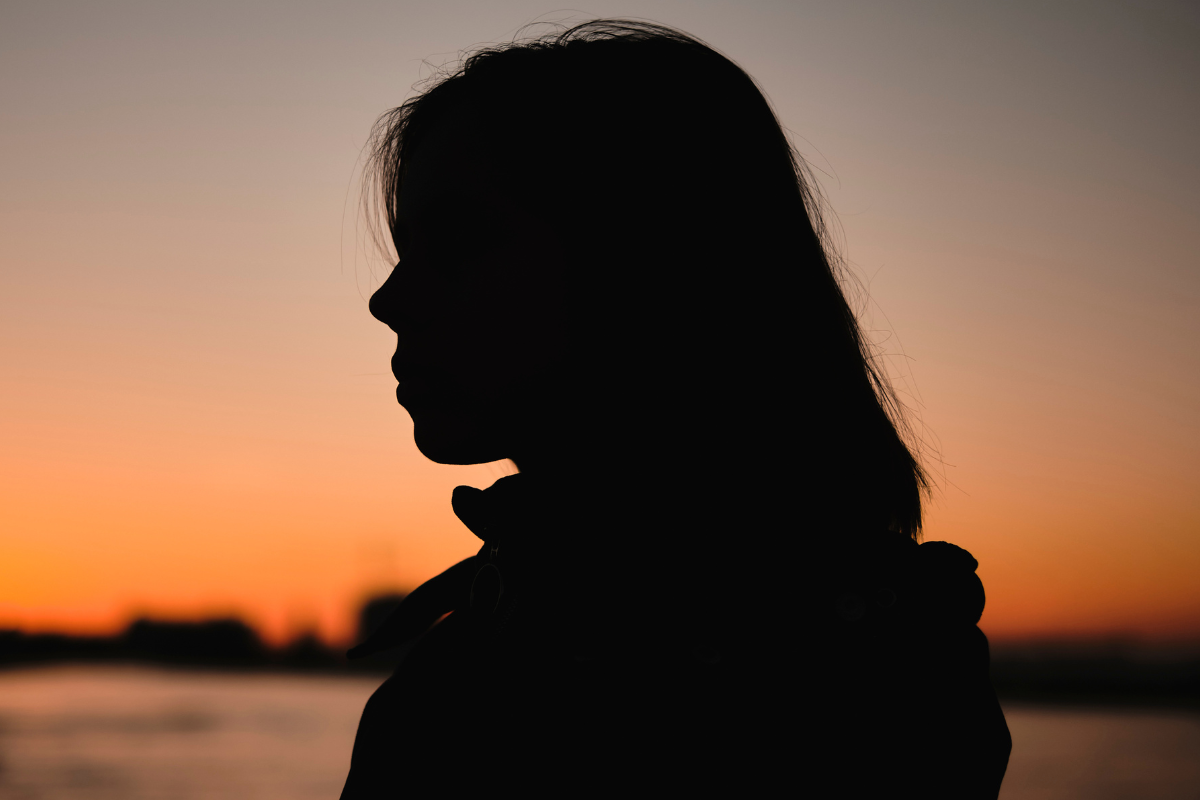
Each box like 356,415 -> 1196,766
357,593 -> 407,644
349,593 -> 412,670
0,629 -> 116,664
123,618 -> 264,665
280,631 -> 343,669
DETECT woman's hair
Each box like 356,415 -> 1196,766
364,20 -> 927,541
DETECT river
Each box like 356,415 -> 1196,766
0,665 -> 1195,799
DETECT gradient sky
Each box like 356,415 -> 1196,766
1,0 -> 1197,645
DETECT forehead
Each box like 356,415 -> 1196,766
398,108 -> 493,219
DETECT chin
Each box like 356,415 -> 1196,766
410,406 -> 508,466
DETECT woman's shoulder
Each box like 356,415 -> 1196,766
802,530 -> 987,631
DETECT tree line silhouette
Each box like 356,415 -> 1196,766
1,594 -> 1196,709
0,592 -> 410,672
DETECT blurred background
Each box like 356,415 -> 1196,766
1,0 -> 1197,797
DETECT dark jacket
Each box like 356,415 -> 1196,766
341,475 -> 1011,797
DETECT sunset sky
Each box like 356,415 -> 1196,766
1,0 -> 1197,646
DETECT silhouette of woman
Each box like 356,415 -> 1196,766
342,20 -> 1011,798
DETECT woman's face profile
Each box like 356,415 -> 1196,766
369,115 -> 573,467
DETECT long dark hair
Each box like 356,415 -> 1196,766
364,20 -> 927,547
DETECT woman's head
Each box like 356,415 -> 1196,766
366,20 -> 926,538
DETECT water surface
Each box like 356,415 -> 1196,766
0,665 -> 378,799
0,666 -> 1196,799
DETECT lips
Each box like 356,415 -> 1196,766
395,378 -> 431,407
391,354 -> 428,384
391,358 -> 453,409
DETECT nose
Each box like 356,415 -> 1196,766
369,263 -> 402,330
370,257 -> 446,338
